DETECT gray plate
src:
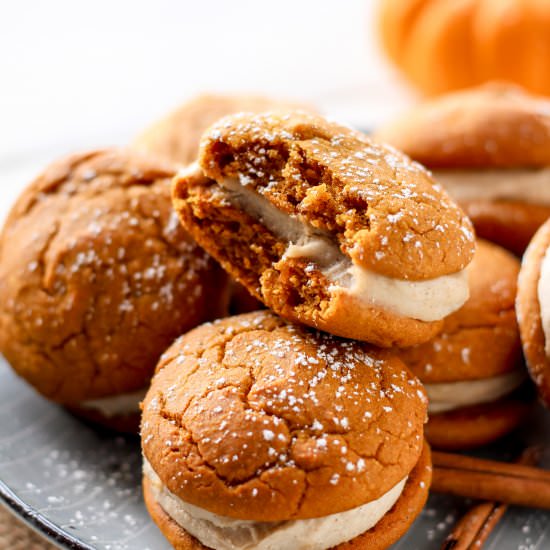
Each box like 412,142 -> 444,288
0,357 -> 549,550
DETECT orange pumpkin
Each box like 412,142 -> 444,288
378,0 -> 550,96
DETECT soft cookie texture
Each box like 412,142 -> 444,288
132,93 -> 316,166
0,149 -> 229,429
517,219 -> 550,408
400,239 -> 530,449
133,93 -> 302,313
173,111 -> 475,347
141,311 -> 430,549
376,83 -> 550,255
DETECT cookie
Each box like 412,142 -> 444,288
172,111 -> 475,347
133,93 -> 316,166
141,311 -> 431,550
376,82 -> 550,255
399,239 -> 530,449
0,149 -> 229,431
517,218 -> 550,408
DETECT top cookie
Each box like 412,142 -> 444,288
375,82 -> 550,168
133,93 -> 315,166
141,311 -> 427,522
173,111 -> 475,347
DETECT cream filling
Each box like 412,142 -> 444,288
426,370 -> 526,414
538,246 -> 550,357
433,168 -> 550,205
143,458 -> 407,550
80,388 -> 148,417
219,174 -> 468,322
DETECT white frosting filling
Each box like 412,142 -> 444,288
434,168 -> 550,205
80,388 -> 148,417
426,371 -> 526,414
538,246 -> 550,357
143,458 -> 407,550
220,175 -> 468,322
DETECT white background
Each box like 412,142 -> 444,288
0,0 -> 416,222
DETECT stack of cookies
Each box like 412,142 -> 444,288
1,85 -> 548,549
141,110 -> 478,549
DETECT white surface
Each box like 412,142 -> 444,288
0,0 -> 416,224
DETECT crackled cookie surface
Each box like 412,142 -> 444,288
173,111 -> 475,347
376,83 -> 550,254
400,239 -> 530,449
142,311 -> 431,550
0,149 -> 228,429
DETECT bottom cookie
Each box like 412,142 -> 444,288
143,443 -> 432,550
426,389 -> 534,451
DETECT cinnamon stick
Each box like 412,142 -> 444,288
440,447 -> 541,550
433,447 -> 549,511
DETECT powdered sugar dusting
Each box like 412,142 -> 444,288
203,111 -> 475,279
144,312 -> 427,506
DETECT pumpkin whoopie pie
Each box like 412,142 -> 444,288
517,218 -> 550,409
399,240 -> 531,450
141,311 -> 432,550
172,111 -> 475,348
376,82 -> 550,255
0,148 -> 229,432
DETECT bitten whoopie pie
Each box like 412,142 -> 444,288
399,240 -> 530,450
376,82 -> 550,255
517,218 -> 550,409
141,311 -> 431,550
172,111 -> 475,348
0,148 -> 229,432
